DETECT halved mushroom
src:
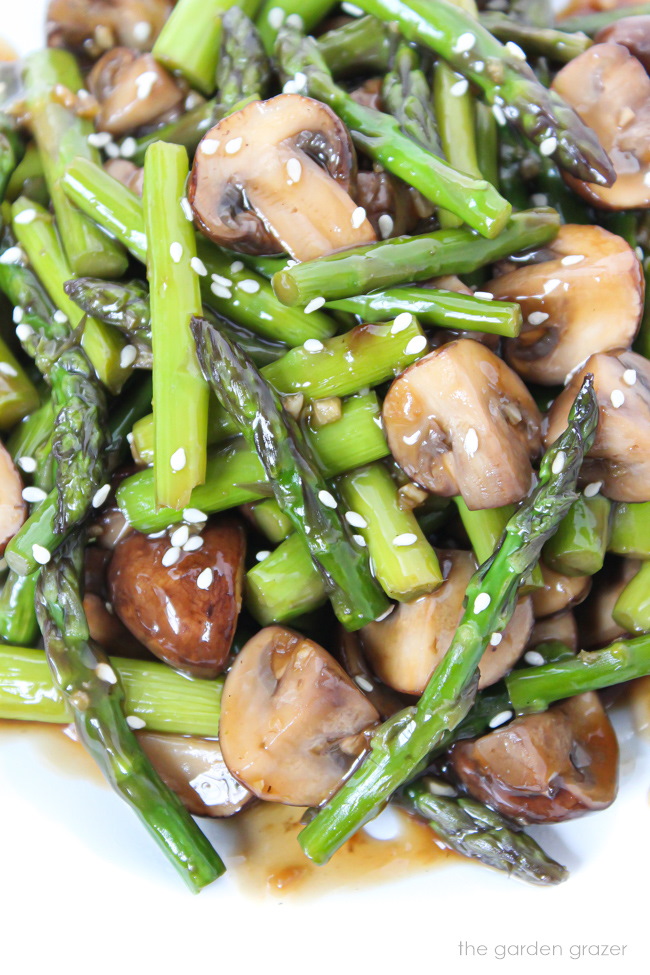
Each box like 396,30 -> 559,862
595,15 -> 650,72
83,592 -> 149,658
349,78 -> 384,111
88,48 -> 187,135
104,158 -> 144,196
382,339 -> 542,510
552,43 -> 650,209
532,562 -> 591,619
107,519 -> 245,678
188,94 -> 376,260
138,733 -> 254,818
528,610 -> 578,652
0,442 -> 26,556
449,692 -> 619,824
338,626 -> 409,719
545,350 -> 650,501
356,170 -> 426,239
359,549 -> 533,696
47,0 -> 173,56
219,626 -> 379,806
575,556 -> 640,648
487,225 -> 643,385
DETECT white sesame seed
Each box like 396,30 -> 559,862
524,650 -> 546,666
286,157 -> 302,183
255,550 -> 271,562
610,389 -> 625,409
225,137 -> 243,155
32,544 -> 51,565
169,242 -> 183,263
393,532 -> 418,547
583,481 -> 602,498
374,604 -> 395,622
267,6 -> 285,29
342,1 -> 364,13
644,171 -> 650,188
12,307 -> 23,323
304,338 -> 324,352
105,141 -> 121,159
120,137 -> 137,158
351,206 -> 367,229
464,427 -> 479,457
237,278 -> 260,294
551,450 -> 566,475
183,535 -> 204,552
171,525 -> 190,548
211,273 -> 232,288
190,256 -> 208,276
127,714 -> 147,729
211,283 -> 232,299
304,297 -> 326,315
0,363 -> 17,377
16,323 -> 35,342
319,489 -> 338,509
636,246 -> 644,261
92,483 -> 111,508
1,247 -> 24,265
531,193 -> 548,207
120,345 -> 137,369
286,12 -> 303,27
345,510 -> 368,529
454,32 -> 476,53
197,567 -> 213,590
355,675 -> 374,692
132,20 -> 152,43
22,486 -> 47,503
528,311 -> 549,326
623,369 -> 637,386
474,60 -> 485,71
201,138 -> 220,156
378,213 -> 394,239
506,41 -> 526,60
489,710 -> 513,729
170,447 -> 186,471
53,310 -> 68,324
391,312 -> 412,334
473,291 -> 494,300
14,208 -> 37,225
404,334 -> 427,356
18,456 -> 36,473
450,78 -> 469,97
135,70 -> 158,100
539,136 -> 557,156
87,131 -> 112,148
492,104 -> 506,126
489,632 -> 502,647
230,261 -> 244,274
162,546 -> 181,567
561,254 -> 584,266
96,662 -> 117,684
180,197 -> 193,221
353,534 -> 367,546
473,592 -> 491,614
183,507 -> 207,523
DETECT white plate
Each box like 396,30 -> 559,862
1,5 -> 648,973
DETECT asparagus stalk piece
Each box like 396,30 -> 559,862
5,142 -> 47,206
351,0 -> 614,186
299,375 -> 598,863
478,13 -> 591,62
612,562 -> 650,635
0,333 -> 40,430
8,396 -> 55,466
246,532 -> 327,624
396,780 -> 567,885
325,288 -> 522,337
455,497 -> 543,591
433,60 -> 481,228
0,112 -> 23,203
558,5 -> 650,35
23,50 -> 128,277
542,494 -> 611,577
35,533 -> 225,891
608,502 -> 650,559
317,15 -> 394,76
475,103 -> 499,188
245,498 -> 293,543
276,26 -> 511,239
0,645 -> 223,736
271,207 -> 560,305
382,42 -> 443,157
0,571 -> 40,646
256,0 -> 336,53
216,7 -> 271,113
192,315 -> 390,629
143,142 -> 209,510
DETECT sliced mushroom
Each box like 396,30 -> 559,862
528,610 -> 578,652
449,692 -> 619,824
595,15 -> 650,72
487,225 -> 643,385
575,556 -> 640,648
107,519 -> 245,678
338,626 -> 409,718
545,350 -> 650,501
88,48 -> 187,136
349,78 -> 384,111
0,442 -> 26,556
552,43 -> 650,209
219,626 -> 379,806
359,549 -> 533,695
83,592 -> 149,658
188,94 -> 376,260
138,733 -> 254,818
47,0 -> 173,56
382,339 -> 542,510
104,158 -> 144,196
356,170 -> 425,239
532,562 -> 591,619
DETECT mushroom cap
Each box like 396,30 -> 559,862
449,692 -> 619,824
219,626 -> 379,806
47,0 -> 172,55
532,562 -> 591,619
594,15 -> 650,72
359,549 -> 533,696
0,442 -> 26,556
356,170 -> 424,239
490,224 -> 643,385
188,94 -> 376,260
104,158 -> 144,196
528,610 -> 578,652
382,339 -> 542,510
545,349 -> 650,502
88,48 -> 186,135
576,556 -> 641,648
552,43 -> 650,209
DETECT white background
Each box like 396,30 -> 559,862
1,4 -> 649,974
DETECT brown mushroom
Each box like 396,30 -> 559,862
83,592 -> 149,658
575,556 -> 640,648
349,77 -> 384,111
0,442 -> 26,556
545,350 -> 650,501
595,15 -> 650,72
532,562 -> 591,619
552,43 -> 650,209
356,170 -> 427,240
528,610 -> 578,652
88,48 -> 187,136
188,94 -> 376,260
219,626 -> 379,806
338,626 -> 409,719
107,519 -> 245,678
47,0 -> 173,57
104,158 -> 144,196
359,549 -> 533,696
487,225 -> 643,385
449,692 -> 619,824
138,732 -> 253,817
382,339 -> 542,510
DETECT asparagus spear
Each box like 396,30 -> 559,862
23,50 -> 128,277
192,315 -> 390,629
0,112 -> 23,203
609,502 -> 650,559
271,207 -> 560,305
558,5 -> 650,35
0,645 -> 223,736
35,532 -> 225,890
276,26 -> 511,239
351,0 -> 613,185
475,102 -> 499,188
216,6 -> 271,113
455,497 -> 543,591
256,0 -> 335,53
542,494 -> 611,577
478,13 -> 591,62
245,498 -> 293,543
246,532 -> 328,624
317,15 -> 394,76
433,59 -> 481,228
299,375 -> 598,863
8,396 -> 55,468
612,562 -> 650,635
0,333 -> 40,430
5,142 -> 47,206
396,780 -> 567,885
382,43 -> 443,157
0,571 -> 40,646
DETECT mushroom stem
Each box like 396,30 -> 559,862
543,494 -> 611,577
613,562 -> 650,634
609,501 -> 650,559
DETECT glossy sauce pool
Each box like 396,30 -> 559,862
0,719 -> 459,896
